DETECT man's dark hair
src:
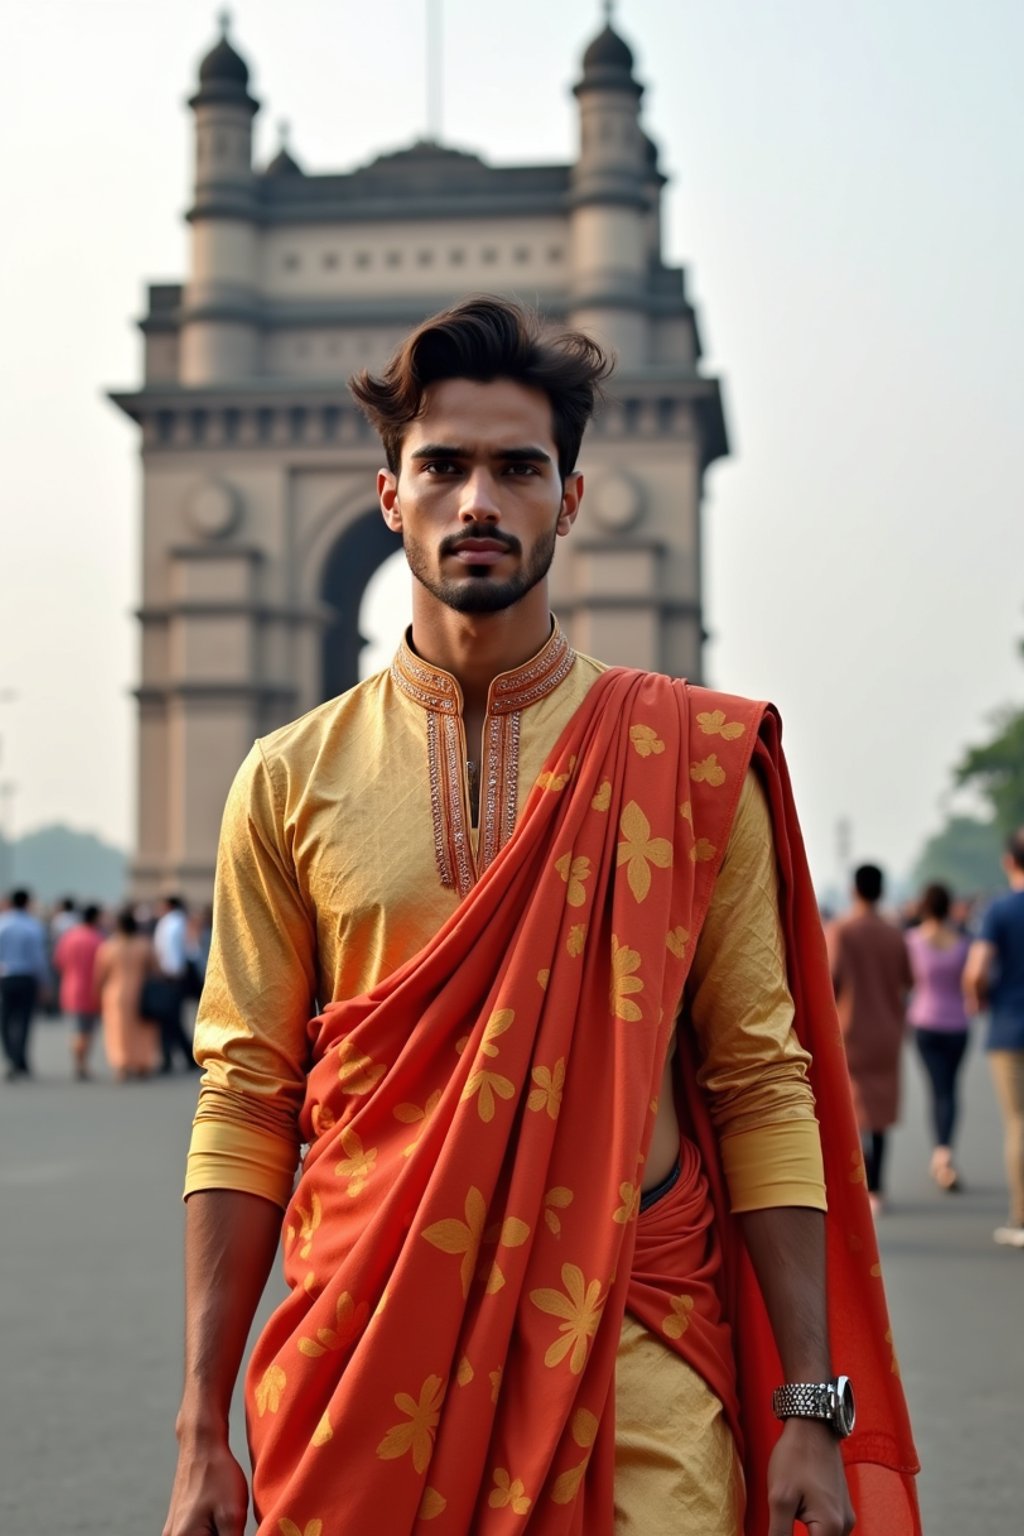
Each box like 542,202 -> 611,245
116,906 -> 138,937
82,904 -> 101,926
919,882 -> 951,921
854,864 -> 884,904
1007,828 -> 1024,873
162,894 -> 185,912
349,295 -> 613,481
11,889 -> 30,910
59,897 -> 76,912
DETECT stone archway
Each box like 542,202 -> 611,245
320,510 -> 404,700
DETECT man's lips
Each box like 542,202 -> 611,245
446,539 -> 515,566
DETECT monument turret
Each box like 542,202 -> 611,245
181,17 -> 260,384
569,9 -> 650,365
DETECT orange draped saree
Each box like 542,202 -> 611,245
246,667 -> 920,1535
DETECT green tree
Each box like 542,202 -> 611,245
911,814 -> 1004,898
955,637 -> 1024,834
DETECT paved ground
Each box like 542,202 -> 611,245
1,1015 -> 1021,1535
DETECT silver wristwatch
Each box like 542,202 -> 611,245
771,1375 -> 856,1438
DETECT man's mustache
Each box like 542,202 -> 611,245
438,527 -> 522,558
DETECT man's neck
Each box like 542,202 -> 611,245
852,898 -> 879,918
408,586 -> 553,712
1008,871 -> 1024,892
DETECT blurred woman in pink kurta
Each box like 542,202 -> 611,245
95,907 -> 159,1079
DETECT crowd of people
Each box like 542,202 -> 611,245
0,890 -> 209,1083
1,831 -> 1022,1256
826,828 -> 1024,1249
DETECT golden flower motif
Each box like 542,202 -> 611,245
551,1408 -> 599,1504
690,753 -> 726,787
689,838 -> 716,864
629,724 -> 665,757
311,1410 -> 333,1447
566,922 -> 587,957
287,1192 -> 322,1260
489,1366 -> 503,1403
530,1262 -> 605,1375
679,800 -> 693,824
662,1293 -> 694,1340
461,1009 -> 516,1122
462,1065 -> 516,1123
482,1216 -> 531,1295
591,779 -> 612,812
665,925 -> 690,959
310,1102 -> 335,1137
543,1185 -> 573,1236
394,1089 -> 442,1157
537,968 -> 550,991
528,1059 -> 565,1120
849,1148 -> 866,1185
616,801 -> 673,902
613,1182 -> 640,1224
419,1488 -> 447,1520
489,1468 -> 532,1514
334,1127 -> 377,1196
336,1039 -> 386,1095
696,709 -> 745,740
422,1185 -> 487,1298
610,935 -> 644,1022
456,1355 -> 475,1386
480,1008 -> 514,1057
376,1374 -> 446,1474
278,1520 -> 322,1536
255,1364 -> 286,1417
297,1289 -> 370,1358
555,853 -> 592,908
537,769 -> 570,791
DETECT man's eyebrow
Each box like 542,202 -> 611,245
409,443 -> 553,464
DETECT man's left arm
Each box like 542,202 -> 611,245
739,1207 -> 853,1536
686,771 -> 853,1536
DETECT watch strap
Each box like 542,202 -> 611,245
772,1382 -> 834,1420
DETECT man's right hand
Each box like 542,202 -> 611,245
162,1438 -> 250,1536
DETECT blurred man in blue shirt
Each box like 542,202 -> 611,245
965,828 -> 1024,1246
0,888 -> 50,1080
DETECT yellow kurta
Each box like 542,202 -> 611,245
187,623 -> 824,1215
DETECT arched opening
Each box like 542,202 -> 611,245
320,511 -> 407,700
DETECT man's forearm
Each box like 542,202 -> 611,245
178,1189 -> 283,1440
738,1206 -> 831,1379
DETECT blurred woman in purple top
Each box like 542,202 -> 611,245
906,883 -> 971,1190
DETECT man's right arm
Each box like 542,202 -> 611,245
163,1191 -> 283,1536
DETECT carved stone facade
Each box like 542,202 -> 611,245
110,18 -> 728,900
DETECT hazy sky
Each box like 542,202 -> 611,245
2,0 -> 1022,896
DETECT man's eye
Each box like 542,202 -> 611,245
424,461 -> 459,474
505,464 -> 539,476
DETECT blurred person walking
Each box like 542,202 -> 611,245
905,884 -> 971,1191
828,865 -> 913,1214
95,907 -> 159,1080
964,828 -> 1024,1247
53,903 -> 105,1081
0,888 -> 50,1080
153,895 -> 198,1071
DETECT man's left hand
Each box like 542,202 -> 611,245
766,1418 -> 855,1535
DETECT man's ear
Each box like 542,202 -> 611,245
379,469 -> 401,532
556,472 -> 584,536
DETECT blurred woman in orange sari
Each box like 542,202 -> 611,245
95,907 -> 159,1080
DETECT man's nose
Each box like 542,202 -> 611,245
458,470 -> 501,523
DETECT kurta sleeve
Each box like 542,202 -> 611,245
686,770 -> 827,1214
184,740 -> 318,1209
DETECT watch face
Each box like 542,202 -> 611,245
833,1376 -> 856,1437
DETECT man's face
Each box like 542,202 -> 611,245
378,377 -> 582,615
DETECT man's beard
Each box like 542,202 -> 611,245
403,522 -> 558,615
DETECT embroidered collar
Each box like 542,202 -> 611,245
391,619 -> 575,718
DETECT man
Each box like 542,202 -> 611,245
164,299 -> 918,1536
153,895 -> 198,1071
964,828 -> 1024,1247
53,903 -> 106,1080
0,888 -> 50,1080
827,865 -> 913,1215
